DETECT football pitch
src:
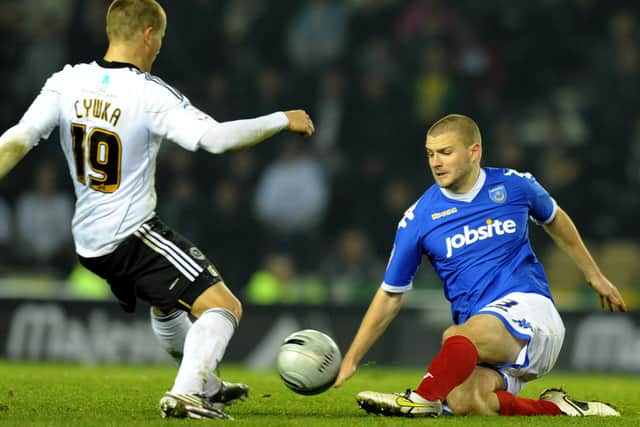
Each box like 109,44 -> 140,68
0,361 -> 638,426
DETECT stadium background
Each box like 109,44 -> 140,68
0,1 -> 638,370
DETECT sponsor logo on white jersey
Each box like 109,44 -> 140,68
445,218 -> 516,258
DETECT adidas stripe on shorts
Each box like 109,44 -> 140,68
78,216 -> 221,313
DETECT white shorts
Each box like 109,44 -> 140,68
477,292 -> 565,395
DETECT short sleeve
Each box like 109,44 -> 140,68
524,174 -> 557,225
144,77 -> 215,151
381,214 -> 423,293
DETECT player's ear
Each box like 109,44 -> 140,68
470,142 -> 482,160
143,26 -> 154,44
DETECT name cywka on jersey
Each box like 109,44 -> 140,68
74,97 -> 122,127
445,219 -> 516,258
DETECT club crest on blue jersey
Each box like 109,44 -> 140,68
489,185 -> 507,203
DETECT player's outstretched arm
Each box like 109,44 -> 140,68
334,288 -> 405,388
197,110 -> 314,154
0,124 -> 38,180
543,206 -> 627,312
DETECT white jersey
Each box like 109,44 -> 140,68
19,60 -> 214,257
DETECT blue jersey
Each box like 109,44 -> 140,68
383,167 -> 557,324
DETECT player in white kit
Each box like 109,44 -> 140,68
0,0 -> 314,420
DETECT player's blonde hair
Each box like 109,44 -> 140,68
106,0 -> 166,43
426,114 -> 482,147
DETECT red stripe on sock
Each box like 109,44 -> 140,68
415,335 -> 478,401
496,390 -> 562,416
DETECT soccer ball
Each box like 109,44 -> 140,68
277,329 -> 342,395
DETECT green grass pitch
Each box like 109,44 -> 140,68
0,360 -> 638,426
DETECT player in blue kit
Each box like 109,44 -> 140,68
333,114 -> 626,417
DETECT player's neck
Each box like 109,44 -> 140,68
104,44 -> 147,71
452,166 -> 481,194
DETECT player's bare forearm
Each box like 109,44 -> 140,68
335,289 -> 404,387
543,207 -> 601,281
544,207 -> 627,312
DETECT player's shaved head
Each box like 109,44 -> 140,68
426,114 -> 482,148
106,0 -> 166,43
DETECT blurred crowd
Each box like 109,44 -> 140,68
0,0 -> 638,308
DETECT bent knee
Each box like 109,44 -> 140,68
442,325 -> 458,342
191,280 -> 243,322
215,284 -> 242,322
441,325 -> 479,349
230,298 -> 243,322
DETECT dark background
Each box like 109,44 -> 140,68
0,1 -> 638,310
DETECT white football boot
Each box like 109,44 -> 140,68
159,392 -> 232,420
539,388 -> 620,416
356,389 -> 442,417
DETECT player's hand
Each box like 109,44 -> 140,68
284,110 -> 314,137
333,359 -> 356,388
588,273 -> 627,312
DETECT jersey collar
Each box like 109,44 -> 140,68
97,58 -> 141,72
439,168 -> 486,202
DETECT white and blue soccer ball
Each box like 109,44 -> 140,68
277,329 -> 342,395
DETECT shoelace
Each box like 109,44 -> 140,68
393,389 -> 414,400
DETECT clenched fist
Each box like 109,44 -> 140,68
284,110 -> 315,137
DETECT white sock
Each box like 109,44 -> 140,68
170,308 -> 238,396
150,308 -> 192,364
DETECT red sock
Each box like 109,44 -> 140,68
415,335 -> 478,401
496,390 -> 562,416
